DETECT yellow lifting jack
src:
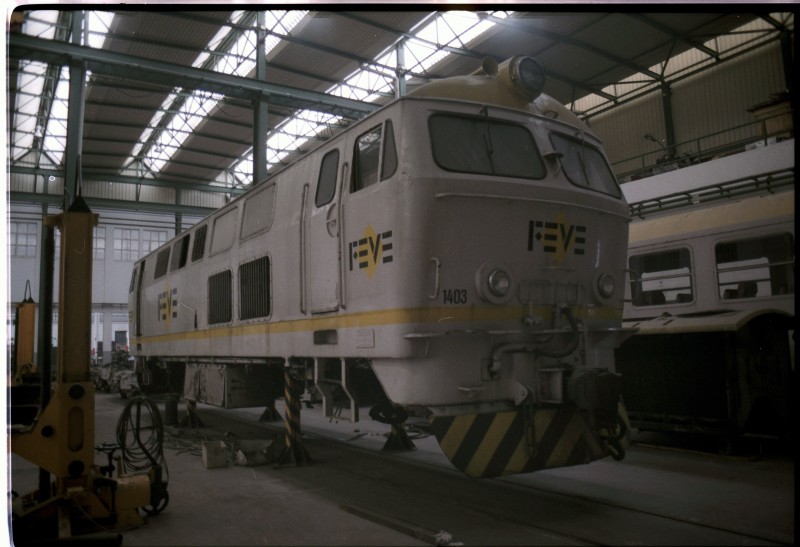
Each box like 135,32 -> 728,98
10,197 -> 167,545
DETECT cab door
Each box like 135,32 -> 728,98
306,147 -> 345,313
132,260 -> 146,341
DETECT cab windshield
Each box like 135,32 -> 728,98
549,132 -> 621,197
429,114 -> 545,179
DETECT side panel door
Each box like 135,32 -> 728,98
306,147 -> 345,313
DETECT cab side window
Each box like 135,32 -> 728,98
315,149 -> 340,207
353,125 -> 382,192
352,120 -> 397,193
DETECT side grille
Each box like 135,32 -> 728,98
239,256 -> 270,320
208,270 -> 232,324
518,280 -> 585,306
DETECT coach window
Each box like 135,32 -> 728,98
549,132 -> 621,198
429,114 -> 545,179
716,233 -> 794,299
315,149 -> 339,207
629,248 -> 693,306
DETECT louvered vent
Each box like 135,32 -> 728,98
208,270 -> 232,324
239,256 -> 270,320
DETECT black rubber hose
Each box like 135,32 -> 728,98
534,306 -> 581,359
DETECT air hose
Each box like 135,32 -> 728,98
534,306 -> 580,359
116,396 -> 170,515
489,306 -> 581,376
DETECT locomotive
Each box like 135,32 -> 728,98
130,56 -> 634,478
617,186 -> 794,440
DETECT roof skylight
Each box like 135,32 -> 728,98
128,10 -> 308,176
10,11 -> 114,166
231,10 -> 505,186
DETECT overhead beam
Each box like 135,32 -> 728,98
8,33 -> 379,121
9,191 -> 218,217
625,13 -> 721,60
10,165 -> 247,196
484,13 -> 663,82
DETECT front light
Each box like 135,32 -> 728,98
510,56 -> 545,101
597,273 -> 615,299
488,269 -> 512,297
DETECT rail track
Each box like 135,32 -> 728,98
193,400 -> 794,546
54,394 -> 790,546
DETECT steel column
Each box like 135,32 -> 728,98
660,82 -> 676,157
35,205 -> 55,502
395,44 -> 406,98
64,12 -> 86,210
253,12 -> 269,185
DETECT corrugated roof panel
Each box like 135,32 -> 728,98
6,9 -> 785,206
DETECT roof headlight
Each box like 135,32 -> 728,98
510,56 -> 545,101
488,268 -> 512,297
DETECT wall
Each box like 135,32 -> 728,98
591,42 -> 787,176
6,202 -> 204,362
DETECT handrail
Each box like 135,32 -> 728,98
627,167 -> 795,218
614,112 -> 793,182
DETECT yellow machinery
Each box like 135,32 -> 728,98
10,198 -> 166,544
10,282 -> 37,386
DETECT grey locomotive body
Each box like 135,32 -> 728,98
130,57 -> 633,477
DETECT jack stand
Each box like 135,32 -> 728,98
179,399 -> 205,428
369,403 -> 416,453
258,399 -> 281,422
275,366 -> 313,467
382,423 -> 417,452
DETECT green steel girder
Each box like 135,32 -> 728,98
10,165 -> 247,196
8,33 -> 380,121
9,191 -> 218,217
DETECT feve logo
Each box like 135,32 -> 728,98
348,225 -> 393,279
527,213 -> 586,265
158,288 -> 178,323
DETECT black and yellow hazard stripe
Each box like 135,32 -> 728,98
429,403 -> 624,478
276,368 -> 313,466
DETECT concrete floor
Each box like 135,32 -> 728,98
6,392 -> 795,546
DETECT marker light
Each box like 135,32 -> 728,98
488,269 -> 512,297
596,273 -> 615,299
